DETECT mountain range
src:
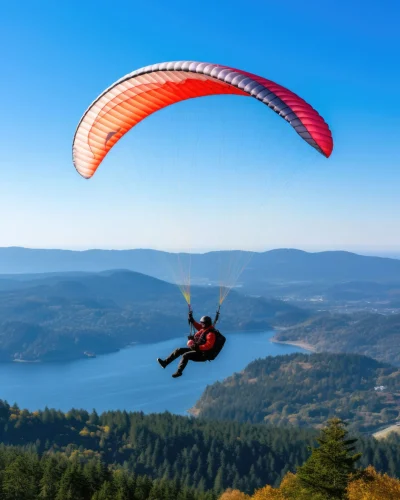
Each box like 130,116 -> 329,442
2,247 -> 400,286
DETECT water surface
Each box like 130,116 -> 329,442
0,331 -> 307,414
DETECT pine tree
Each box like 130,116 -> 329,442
214,466 -> 225,495
2,454 -> 38,500
39,457 -> 63,500
56,462 -> 87,500
296,418 -> 361,499
134,475 -> 153,500
112,469 -> 133,500
92,480 -> 115,500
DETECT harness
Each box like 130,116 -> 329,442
196,326 -> 226,361
188,305 -> 226,361
196,325 -> 214,346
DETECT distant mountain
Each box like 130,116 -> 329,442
0,270 -> 308,362
254,280 -> 400,314
191,352 -> 400,433
274,311 -> 400,366
3,247 -> 400,286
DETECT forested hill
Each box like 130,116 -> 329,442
192,353 -> 400,432
2,247 -> 400,285
0,270 -> 307,362
1,400 -> 400,496
0,446 -> 213,500
274,312 -> 400,366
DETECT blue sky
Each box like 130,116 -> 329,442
1,0 -> 399,253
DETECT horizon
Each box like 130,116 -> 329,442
1,244 -> 400,260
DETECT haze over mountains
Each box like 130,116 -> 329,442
2,247 -> 400,285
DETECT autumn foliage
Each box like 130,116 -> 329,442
219,489 -> 251,499
219,420 -> 400,500
222,467 -> 400,499
347,466 -> 400,500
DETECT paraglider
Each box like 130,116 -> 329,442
157,311 -> 226,378
72,60 -> 333,179
72,60 -> 333,377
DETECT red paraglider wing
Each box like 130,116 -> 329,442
73,61 -> 333,179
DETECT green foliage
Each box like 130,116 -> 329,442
0,400 -> 399,495
0,400 -> 317,494
2,452 -> 40,499
193,352 -> 400,432
297,418 -> 361,499
0,447 -> 211,500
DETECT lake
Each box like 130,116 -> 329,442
0,331 -> 307,415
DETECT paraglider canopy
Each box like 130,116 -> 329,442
73,61 -> 333,179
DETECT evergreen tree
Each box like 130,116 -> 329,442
2,454 -> 38,500
39,456 -> 63,500
91,480 -> 115,500
112,469 -> 134,500
56,462 -> 87,500
134,475 -> 153,500
296,418 -> 361,499
214,466 -> 225,494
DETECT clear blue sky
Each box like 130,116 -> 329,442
1,0 -> 399,253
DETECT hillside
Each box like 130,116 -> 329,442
274,312 -> 400,365
0,270 -> 307,362
0,401 -> 400,495
2,247 -> 400,286
191,353 -> 400,432
0,446 -> 212,500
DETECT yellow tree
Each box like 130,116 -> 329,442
250,473 -> 329,499
250,485 -> 284,499
347,466 -> 400,500
280,472 -> 320,499
219,488 -> 251,500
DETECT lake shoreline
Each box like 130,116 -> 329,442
270,338 -> 316,352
